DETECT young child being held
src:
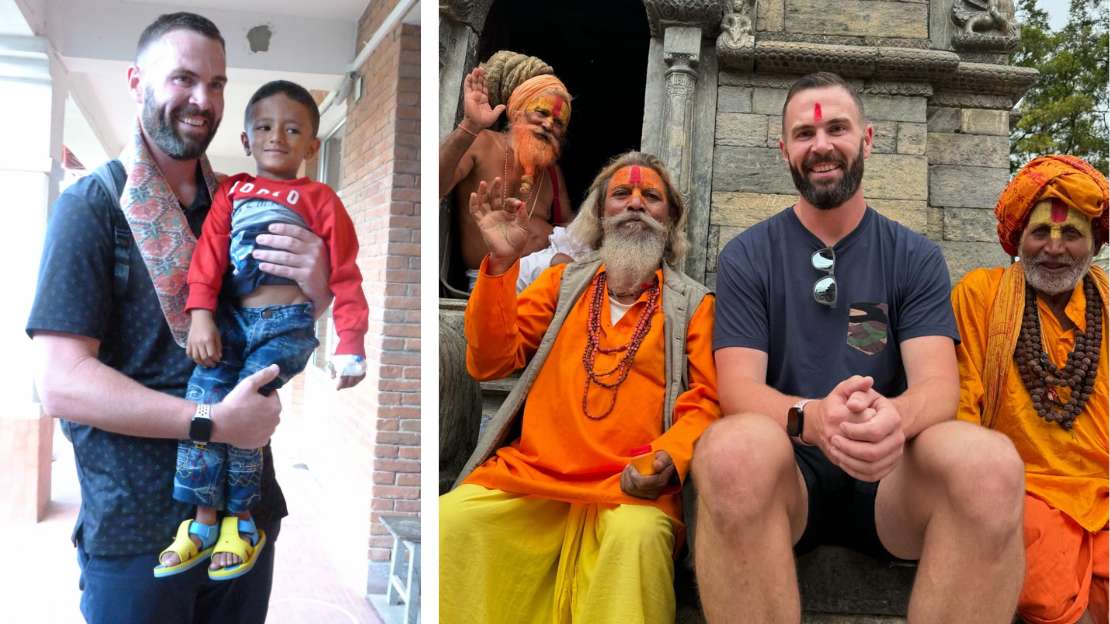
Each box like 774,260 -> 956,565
154,80 -> 368,580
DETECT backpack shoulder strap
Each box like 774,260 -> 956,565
90,161 -> 131,298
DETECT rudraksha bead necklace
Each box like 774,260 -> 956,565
581,271 -> 660,420
1014,274 -> 1102,431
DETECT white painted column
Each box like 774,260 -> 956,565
0,32 -> 65,522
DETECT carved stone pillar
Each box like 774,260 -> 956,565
438,1 -> 494,141
641,0 -> 727,281
661,27 -> 702,200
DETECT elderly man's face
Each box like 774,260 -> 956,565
603,165 -> 670,226
520,91 -> 569,147
132,29 -> 227,160
1020,199 -> 1095,295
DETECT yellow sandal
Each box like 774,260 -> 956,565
208,515 -> 267,581
153,519 -> 218,578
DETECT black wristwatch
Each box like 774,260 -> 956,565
787,399 -> 813,445
189,403 -> 213,444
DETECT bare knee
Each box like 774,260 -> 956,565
691,412 -> 796,530
935,426 -> 1025,537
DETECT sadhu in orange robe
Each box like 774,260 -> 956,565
953,265 -> 1108,624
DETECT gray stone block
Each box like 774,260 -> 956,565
712,191 -> 797,228
767,115 -> 784,146
941,240 -> 1012,283
869,199 -> 928,233
758,0 -> 786,32
718,85 -> 753,113
717,113 -> 771,147
864,154 -> 928,200
753,86 -> 788,115
871,121 -> 898,153
929,165 -> 1010,209
785,0 -> 927,39
797,546 -> 914,616
713,146 -> 796,194
961,108 -> 1010,136
927,206 -> 944,241
926,133 -> 1009,168
926,107 -> 960,133
943,207 -> 999,242
862,94 -> 927,123
896,123 -> 926,155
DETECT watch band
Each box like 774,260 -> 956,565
189,403 -> 213,445
788,399 -> 814,446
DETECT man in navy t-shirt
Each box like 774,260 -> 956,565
692,72 -> 1026,621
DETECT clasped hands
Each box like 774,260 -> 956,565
807,375 -> 905,482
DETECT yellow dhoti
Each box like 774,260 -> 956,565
439,484 -> 676,624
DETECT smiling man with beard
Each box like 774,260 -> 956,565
439,51 -> 576,291
696,72 -> 1026,622
952,155 -> 1109,624
26,13 -> 330,624
439,152 -> 720,624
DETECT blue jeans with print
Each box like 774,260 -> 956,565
173,302 -> 318,512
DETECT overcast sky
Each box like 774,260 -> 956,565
1034,0 -> 1076,30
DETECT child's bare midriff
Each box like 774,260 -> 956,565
241,284 -> 307,308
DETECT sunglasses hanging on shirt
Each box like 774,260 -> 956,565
811,247 -> 837,307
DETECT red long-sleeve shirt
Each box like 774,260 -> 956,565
186,174 -> 368,357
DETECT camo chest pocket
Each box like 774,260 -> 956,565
847,302 -> 889,356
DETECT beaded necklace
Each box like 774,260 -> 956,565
581,272 -> 660,420
1014,274 -> 1103,431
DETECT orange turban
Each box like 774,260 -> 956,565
995,155 -> 1109,256
506,75 -> 571,121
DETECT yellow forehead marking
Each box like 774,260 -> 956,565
524,92 -> 570,126
1027,200 -> 1092,241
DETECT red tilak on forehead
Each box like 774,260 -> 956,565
551,96 -> 563,119
629,165 -> 641,185
1050,202 -> 1068,223
813,102 -> 823,122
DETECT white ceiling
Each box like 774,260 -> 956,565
11,0 -> 419,174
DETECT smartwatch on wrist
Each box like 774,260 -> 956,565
787,399 -> 813,446
189,403 -> 213,445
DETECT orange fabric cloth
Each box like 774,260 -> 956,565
953,267 -> 1109,533
463,259 -> 720,526
1018,495 -> 1108,624
995,155 -> 1108,256
506,75 -> 571,120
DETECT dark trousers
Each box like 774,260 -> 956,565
77,520 -> 279,624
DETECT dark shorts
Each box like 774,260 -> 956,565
792,444 -> 900,561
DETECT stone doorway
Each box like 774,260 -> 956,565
475,0 -> 651,212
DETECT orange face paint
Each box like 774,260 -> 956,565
1026,199 -> 1093,242
524,92 -> 571,127
607,165 -> 665,199
813,102 -> 823,122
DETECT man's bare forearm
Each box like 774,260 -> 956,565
891,374 -> 958,439
438,126 -> 477,199
34,334 -> 193,440
720,376 -> 799,428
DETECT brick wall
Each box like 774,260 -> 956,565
301,0 -> 420,567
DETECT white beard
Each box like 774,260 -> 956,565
599,212 -> 667,294
1020,247 -> 1094,296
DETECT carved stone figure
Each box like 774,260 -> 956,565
952,0 -> 1017,36
717,0 -> 756,51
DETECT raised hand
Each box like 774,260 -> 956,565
461,67 -> 505,133
469,177 -> 529,272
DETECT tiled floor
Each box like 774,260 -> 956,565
1,394 -> 383,624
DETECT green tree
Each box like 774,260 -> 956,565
1012,0 -> 1109,175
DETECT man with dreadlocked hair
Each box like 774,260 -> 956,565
439,151 -> 720,623
952,155 -> 1109,624
439,51 -> 578,292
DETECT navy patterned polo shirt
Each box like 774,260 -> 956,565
27,161 -> 287,556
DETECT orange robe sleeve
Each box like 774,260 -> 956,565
649,294 -> 721,484
951,268 -> 1000,426
464,256 -> 561,381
